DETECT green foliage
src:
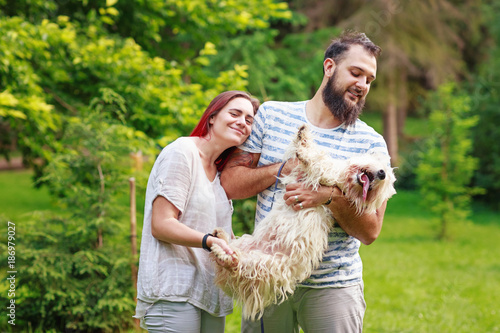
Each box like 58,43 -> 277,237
112,0 -> 292,61
0,212 -> 137,332
0,1 -> 293,330
232,198 -> 258,236
0,0 -> 291,54
416,83 -> 483,239
206,26 -> 339,102
0,14 -> 254,183
468,0 -> 500,208
0,17 -> 64,175
41,88 -> 155,223
0,91 -> 155,331
0,0 -> 293,174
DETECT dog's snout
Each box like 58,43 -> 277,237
377,170 -> 386,180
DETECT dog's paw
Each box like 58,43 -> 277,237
212,228 -> 230,242
211,244 -> 238,266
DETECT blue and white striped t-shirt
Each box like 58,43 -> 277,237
239,100 -> 390,288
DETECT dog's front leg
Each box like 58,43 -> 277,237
210,228 -> 239,267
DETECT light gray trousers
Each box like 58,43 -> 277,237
144,301 -> 225,333
241,283 -> 366,333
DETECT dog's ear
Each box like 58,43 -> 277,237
297,124 -> 307,139
294,125 -> 312,166
296,125 -> 308,148
367,151 -> 393,168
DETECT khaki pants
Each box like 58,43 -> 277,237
144,300 -> 225,333
241,283 -> 366,333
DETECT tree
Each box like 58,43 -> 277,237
416,83 -> 483,240
469,0 -> 500,208
338,0 -> 485,165
0,0 -> 293,182
0,1 -> 295,330
285,0 -> 488,167
206,25 -> 340,102
0,90 -> 156,331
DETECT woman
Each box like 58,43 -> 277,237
134,91 -> 260,332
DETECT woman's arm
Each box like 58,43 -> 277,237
151,196 -> 235,256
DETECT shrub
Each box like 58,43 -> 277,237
416,83 -> 483,239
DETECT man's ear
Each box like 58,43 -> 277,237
323,58 -> 336,77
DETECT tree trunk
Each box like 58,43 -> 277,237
97,163 -> 105,249
129,177 -> 140,329
439,208 -> 447,240
397,68 -> 408,138
383,60 -> 399,166
384,102 -> 399,165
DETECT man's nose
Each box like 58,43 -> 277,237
355,78 -> 368,91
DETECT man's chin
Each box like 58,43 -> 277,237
345,98 -> 358,106
345,93 -> 362,104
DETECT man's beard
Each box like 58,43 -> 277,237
322,70 -> 365,126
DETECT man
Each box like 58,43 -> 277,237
221,31 -> 389,332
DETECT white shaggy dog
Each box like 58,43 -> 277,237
211,125 -> 396,321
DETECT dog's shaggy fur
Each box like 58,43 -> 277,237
211,125 -> 396,320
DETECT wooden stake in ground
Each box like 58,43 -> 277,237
129,177 -> 140,328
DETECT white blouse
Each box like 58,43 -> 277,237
134,137 -> 233,328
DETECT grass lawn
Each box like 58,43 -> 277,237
1,170 -> 498,332
0,169 -> 61,221
361,191 -> 500,333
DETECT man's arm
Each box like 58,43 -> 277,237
221,148 -> 285,200
327,187 -> 386,245
283,184 -> 386,245
222,147 -> 386,244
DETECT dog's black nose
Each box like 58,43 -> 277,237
377,170 -> 386,180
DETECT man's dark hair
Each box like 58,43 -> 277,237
324,31 -> 382,65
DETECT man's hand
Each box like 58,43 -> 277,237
283,182 -> 333,211
282,183 -> 386,245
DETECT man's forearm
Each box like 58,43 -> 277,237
221,163 -> 280,199
327,189 -> 386,245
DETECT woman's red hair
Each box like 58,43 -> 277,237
190,91 -> 259,171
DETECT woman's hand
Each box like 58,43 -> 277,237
208,236 -> 238,268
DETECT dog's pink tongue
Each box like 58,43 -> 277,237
361,174 -> 370,201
